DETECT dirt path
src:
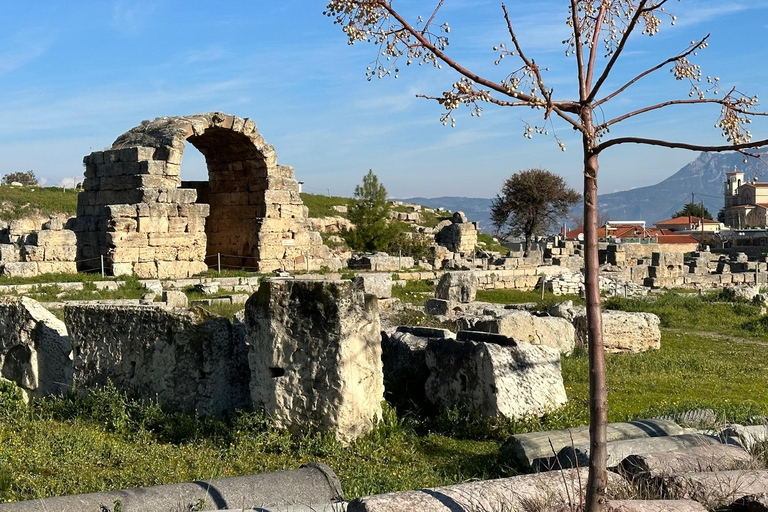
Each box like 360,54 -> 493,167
663,327 -> 768,346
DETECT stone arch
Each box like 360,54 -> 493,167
75,112 -> 335,279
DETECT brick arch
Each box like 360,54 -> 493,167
75,112 -> 334,279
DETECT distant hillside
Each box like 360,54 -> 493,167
595,151 -> 766,224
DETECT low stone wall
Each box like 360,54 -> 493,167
64,304 -> 250,416
0,217 -> 78,278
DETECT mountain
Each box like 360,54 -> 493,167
596,151 -> 764,224
405,151 -> 766,231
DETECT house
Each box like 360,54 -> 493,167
653,216 -> 724,233
722,169 -> 768,228
565,223 -> 699,245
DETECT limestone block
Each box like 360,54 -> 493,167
424,298 -> 466,317
137,216 -> 169,233
162,290 -> 188,308
618,444 -> 753,482
110,246 -> 141,263
64,304 -> 250,416
148,232 -> 205,248
723,285 -> 761,302
43,246 -> 77,262
666,470 -> 768,503
352,274 -> 392,299
35,230 -> 77,247
1,262 -> 38,278
107,217 -> 138,233
178,203 -> 210,218
106,232 -> 149,248
0,297 -> 72,400
572,310 -> 661,352
21,245 -> 44,262
0,244 -> 19,263
434,271 -> 478,303
157,260 -> 207,279
424,335 -> 567,419
42,216 -> 64,231
465,311 -> 576,354
111,262 -> 134,276
36,262 -> 77,275
167,217 -> 188,233
246,279 -> 384,444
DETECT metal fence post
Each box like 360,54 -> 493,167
217,253 -> 221,275
100,255 -> 105,277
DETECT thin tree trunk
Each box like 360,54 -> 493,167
524,233 -> 531,257
583,144 -> 607,511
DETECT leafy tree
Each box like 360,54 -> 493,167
673,202 -> 712,220
717,208 -> 726,224
1,170 -> 38,186
491,169 -> 581,255
343,170 -> 400,252
326,1 -> 767,507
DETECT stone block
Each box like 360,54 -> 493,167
462,311 -> 576,354
0,297 -> 72,400
572,310 -> 661,352
435,271 -> 477,303
162,290 -> 188,308
246,280 -> 384,444
43,246 -> 77,262
1,262 -> 38,278
424,336 -> 567,419
0,244 -> 20,263
106,232 -> 149,248
36,262 -> 77,275
137,216 -> 169,233
64,304 -> 250,416
107,217 -> 138,233
35,230 -> 77,247
352,273 -> 392,299
21,245 -> 44,262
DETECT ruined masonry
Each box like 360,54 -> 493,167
74,112 -> 335,279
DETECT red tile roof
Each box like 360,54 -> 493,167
657,234 -> 699,244
655,216 -> 719,225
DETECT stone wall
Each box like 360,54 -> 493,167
0,217 -> 77,278
74,112 -> 336,279
64,304 -> 250,416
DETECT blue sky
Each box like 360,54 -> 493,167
1,1 -> 767,198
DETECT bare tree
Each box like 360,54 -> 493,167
325,1 -> 768,508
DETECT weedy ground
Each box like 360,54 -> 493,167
2,289 -> 768,504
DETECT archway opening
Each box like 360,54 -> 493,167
180,127 -> 269,271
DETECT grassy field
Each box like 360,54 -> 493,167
0,186 -> 78,221
3,291 -> 768,503
300,193 -> 351,218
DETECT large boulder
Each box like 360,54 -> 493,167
0,297 -> 72,400
64,304 -> 250,416
434,271 -> 477,303
460,310 -> 576,355
424,331 -> 567,419
246,279 -> 384,444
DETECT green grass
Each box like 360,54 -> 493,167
605,292 -> 767,340
0,186 -> 78,221
0,272 -> 117,286
476,288 -> 584,311
476,233 -> 507,253
300,193 -> 351,219
19,276 -> 148,302
391,280 -> 435,306
5,290 -> 768,503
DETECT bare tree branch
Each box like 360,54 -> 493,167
586,0 -> 650,103
599,97 -> 723,129
423,0 -> 445,33
595,35 -> 709,108
585,3 -> 609,92
596,136 -> 768,154
570,0 -> 587,100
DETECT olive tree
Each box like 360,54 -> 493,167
325,1 -> 767,508
491,168 -> 581,254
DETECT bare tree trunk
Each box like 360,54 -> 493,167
523,233 -> 531,257
583,143 -> 607,511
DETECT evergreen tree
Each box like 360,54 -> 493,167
343,170 -> 400,252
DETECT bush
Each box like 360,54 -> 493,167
1,170 -> 37,186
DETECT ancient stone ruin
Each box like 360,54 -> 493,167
74,112 -> 336,279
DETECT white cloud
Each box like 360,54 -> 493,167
57,177 -> 77,188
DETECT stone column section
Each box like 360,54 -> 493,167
245,279 -> 384,444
